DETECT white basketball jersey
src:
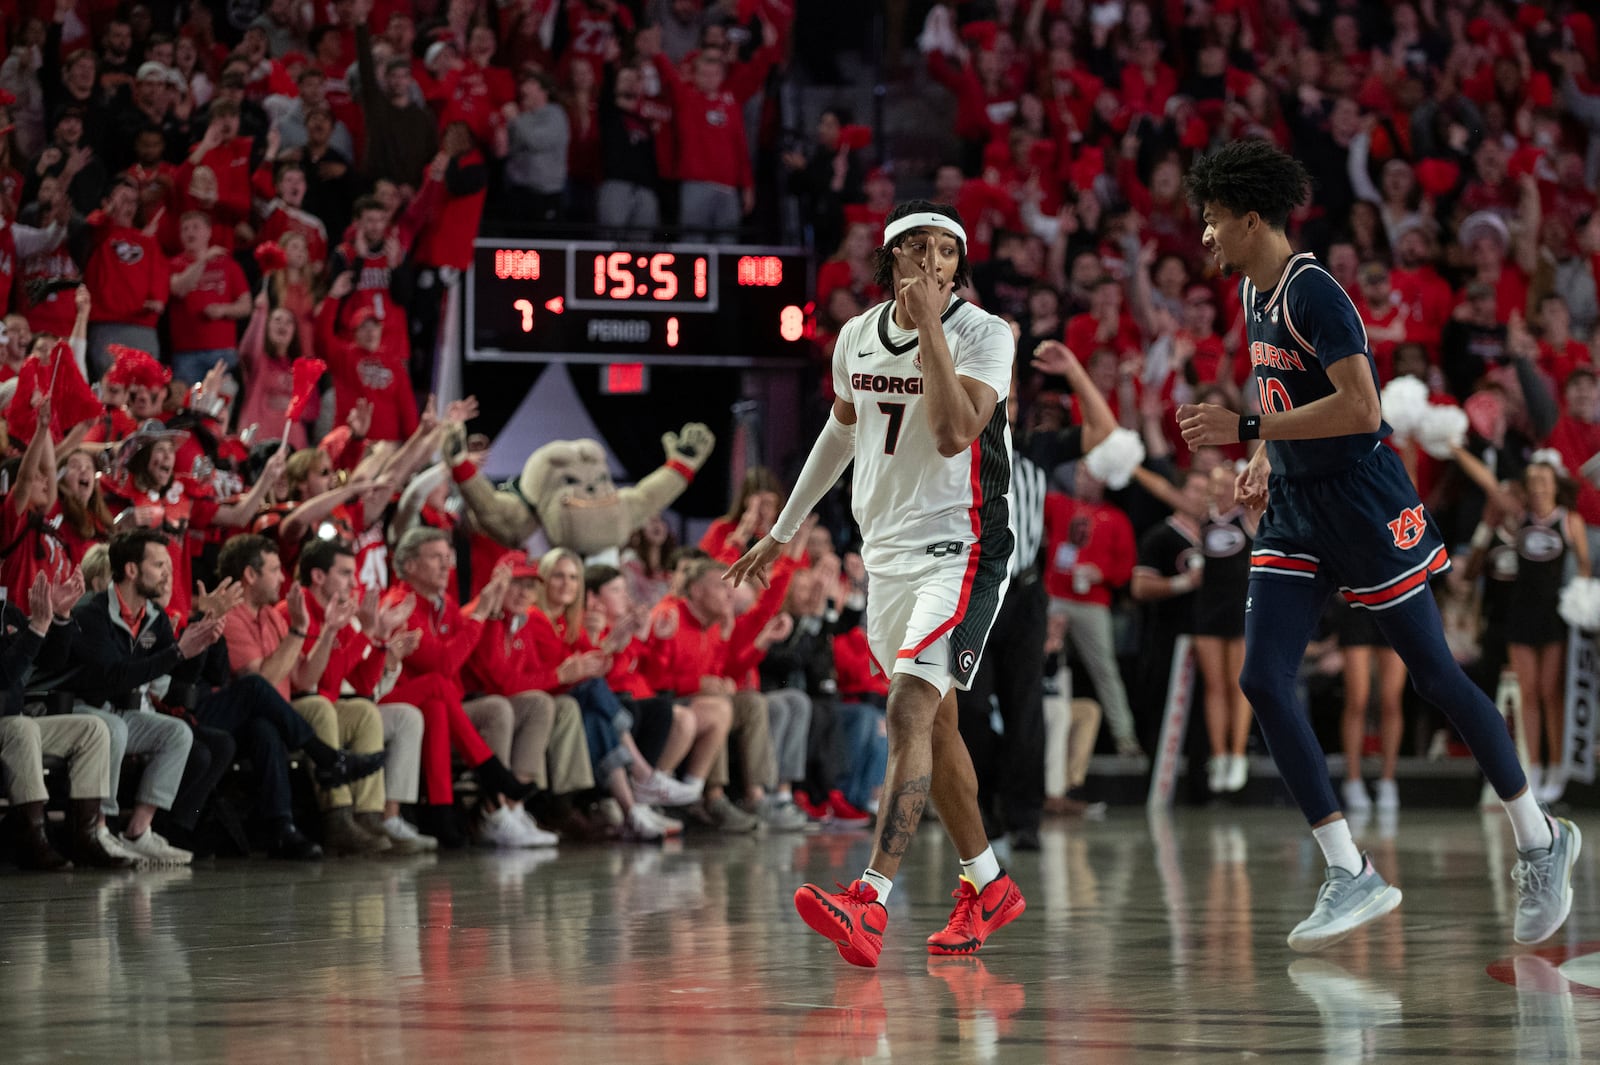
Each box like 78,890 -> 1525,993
832,297 -> 1015,570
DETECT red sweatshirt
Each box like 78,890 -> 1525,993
316,299 -> 419,442
84,220 -> 168,327
651,45 -> 777,190
603,632 -> 655,700
463,612 -> 553,697
187,137 -> 255,228
642,559 -> 798,693
282,592 -> 388,701
1042,492 -> 1135,608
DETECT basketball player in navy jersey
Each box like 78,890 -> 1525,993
1176,140 -> 1580,951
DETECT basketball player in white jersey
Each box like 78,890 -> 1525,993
726,201 -> 1026,967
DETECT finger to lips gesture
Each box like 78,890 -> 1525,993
891,242 -> 949,326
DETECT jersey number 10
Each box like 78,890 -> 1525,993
1257,378 -> 1294,414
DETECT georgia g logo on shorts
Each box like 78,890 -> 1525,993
958,649 -> 977,673
1387,504 -> 1428,550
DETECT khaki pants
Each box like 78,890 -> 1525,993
293,695 -> 385,813
467,692 -> 595,795
0,714 -> 113,803
710,691 -> 777,792
379,703 -> 424,805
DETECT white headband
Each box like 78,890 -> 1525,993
882,212 -> 967,249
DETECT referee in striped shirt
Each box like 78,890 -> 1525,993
957,341 -> 1117,850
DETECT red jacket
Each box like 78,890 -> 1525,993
383,580 -> 483,699
603,632 -> 655,700
463,612 -> 552,697
84,221 -> 168,326
1042,492 -> 1135,608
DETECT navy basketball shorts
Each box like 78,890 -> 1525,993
1249,443 -> 1450,610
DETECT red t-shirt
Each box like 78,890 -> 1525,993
167,251 -> 247,354
1041,493 -> 1136,608
0,503 -> 74,605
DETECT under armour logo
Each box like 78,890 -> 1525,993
1246,596 -> 1252,612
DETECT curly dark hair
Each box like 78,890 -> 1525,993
1185,139 -> 1312,230
871,200 -> 972,292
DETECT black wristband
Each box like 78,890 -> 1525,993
1239,415 -> 1261,442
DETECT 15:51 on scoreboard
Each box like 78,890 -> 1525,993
466,239 -> 813,364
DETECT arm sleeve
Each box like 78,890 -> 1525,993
769,414 -> 855,543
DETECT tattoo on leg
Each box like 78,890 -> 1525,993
878,775 -> 932,859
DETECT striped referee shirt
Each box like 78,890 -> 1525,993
1008,449 -> 1047,579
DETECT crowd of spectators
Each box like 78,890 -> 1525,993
4,0 -> 1600,870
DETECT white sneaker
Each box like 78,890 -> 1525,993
1342,778 -> 1372,814
97,825 -> 142,864
1225,754 -> 1249,792
645,806 -> 684,836
626,804 -> 676,841
117,828 -> 193,866
513,808 -> 559,848
1374,779 -> 1399,812
631,769 -> 704,807
1207,756 -> 1228,793
383,815 -> 439,852
480,805 -> 528,848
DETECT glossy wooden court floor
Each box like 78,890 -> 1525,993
4,807 -> 1599,1063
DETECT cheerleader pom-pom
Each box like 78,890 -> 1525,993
1417,403 -> 1468,460
1083,427 -> 1146,490
1559,576 -> 1600,632
1381,376 -> 1431,441
1528,448 -> 1569,476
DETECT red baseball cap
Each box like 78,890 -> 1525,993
507,554 -> 541,581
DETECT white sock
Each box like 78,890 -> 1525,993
861,868 -> 893,903
1503,789 -> 1554,852
1312,820 -> 1363,876
960,845 -> 1002,891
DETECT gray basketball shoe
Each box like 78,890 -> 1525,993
1287,854 -> 1403,953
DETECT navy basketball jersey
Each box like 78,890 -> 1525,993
1242,253 -> 1390,477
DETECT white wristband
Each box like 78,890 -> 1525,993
770,414 -> 856,543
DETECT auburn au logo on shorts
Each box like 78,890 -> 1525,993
1387,504 -> 1428,550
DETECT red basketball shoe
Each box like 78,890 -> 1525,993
926,871 -> 1026,956
795,880 -> 888,968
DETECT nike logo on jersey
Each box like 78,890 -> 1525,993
856,350 -> 874,358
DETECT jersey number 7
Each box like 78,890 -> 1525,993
879,402 -> 906,455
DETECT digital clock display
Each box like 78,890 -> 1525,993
468,240 -> 812,364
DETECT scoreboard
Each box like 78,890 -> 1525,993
466,239 -> 813,365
